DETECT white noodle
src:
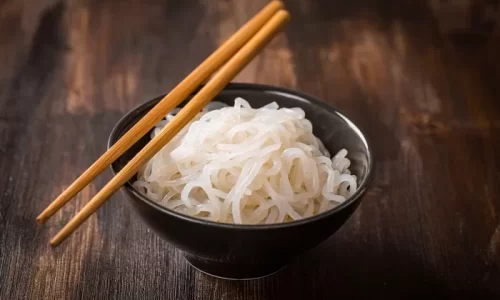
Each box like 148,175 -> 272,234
134,98 -> 357,224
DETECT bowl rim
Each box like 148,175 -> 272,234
108,82 -> 375,230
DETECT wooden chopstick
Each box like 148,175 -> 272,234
36,1 -> 284,225
49,10 -> 290,247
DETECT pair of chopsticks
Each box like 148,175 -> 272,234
37,1 -> 290,247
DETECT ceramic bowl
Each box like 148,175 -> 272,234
108,83 -> 374,280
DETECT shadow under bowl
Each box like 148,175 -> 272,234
108,83 -> 374,280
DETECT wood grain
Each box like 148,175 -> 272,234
0,0 -> 499,299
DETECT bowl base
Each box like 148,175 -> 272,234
184,254 -> 287,280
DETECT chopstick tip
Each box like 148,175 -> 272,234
277,9 -> 291,21
272,1 -> 285,9
49,237 -> 61,248
36,214 -> 46,225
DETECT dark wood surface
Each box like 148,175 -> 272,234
1,0 -> 499,299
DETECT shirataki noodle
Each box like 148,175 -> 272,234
134,98 -> 357,224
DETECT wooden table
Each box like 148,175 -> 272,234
1,0 -> 499,299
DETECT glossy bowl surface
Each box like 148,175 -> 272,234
109,83 -> 374,280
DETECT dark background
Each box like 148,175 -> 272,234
0,0 -> 499,299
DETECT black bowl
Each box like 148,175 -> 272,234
108,83 -> 374,280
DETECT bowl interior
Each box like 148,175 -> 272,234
109,83 -> 373,226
